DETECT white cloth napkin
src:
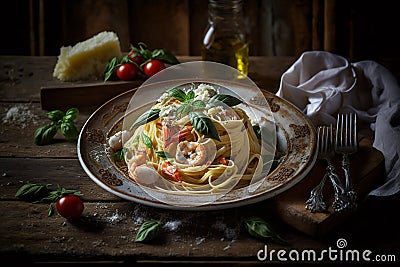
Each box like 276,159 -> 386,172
276,51 -> 400,196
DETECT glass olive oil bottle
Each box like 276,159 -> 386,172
201,0 -> 249,76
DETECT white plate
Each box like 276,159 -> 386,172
77,81 -> 317,210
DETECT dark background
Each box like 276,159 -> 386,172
1,0 -> 399,78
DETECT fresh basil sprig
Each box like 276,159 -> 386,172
151,49 -> 180,65
34,124 -> 58,146
15,183 -> 82,217
243,216 -> 287,244
34,108 -> 79,145
166,88 -> 221,141
131,43 -> 180,65
135,220 -> 163,243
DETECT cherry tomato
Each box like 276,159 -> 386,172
128,51 -> 145,65
143,60 -> 165,77
116,63 -> 139,81
56,195 -> 84,220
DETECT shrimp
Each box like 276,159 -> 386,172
127,151 -> 147,179
108,130 -> 132,151
175,141 -> 207,166
127,151 -> 160,185
161,161 -> 182,181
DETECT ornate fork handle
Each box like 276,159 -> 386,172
326,161 -> 351,212
305,173 -> 328,213
341,154 -> 358,208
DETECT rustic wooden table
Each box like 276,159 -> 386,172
0,56 -> 399,266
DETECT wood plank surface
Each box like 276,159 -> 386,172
1,55 -> 398,265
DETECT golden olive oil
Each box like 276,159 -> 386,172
201,0 -> 249,76
202,37 -> 249,76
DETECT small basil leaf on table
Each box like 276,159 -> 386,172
135,220 -> 163,242
63,108 -> 79,121
61,122 -> 79,140
34,124 -> 58,145
47,110 -> 64,122
15,183 -> 51,201
243,216 -> 287,244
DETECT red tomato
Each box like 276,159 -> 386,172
143,60 -> 165,77
56,195 -> 84,220
128,51 -> 145,65
116,63 -> 139,81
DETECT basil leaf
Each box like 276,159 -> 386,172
34,124 -> 58,145
113,149 -> 126,162
167,88 -> 186,102
138,43 -> 152,59
176,103 -> 191,117
135,220 -> 162,242
191,100 -> 206,109
186,90 -> 195,101
130,109 -> 160,130
209,94 -> 242,107
60,122 -> 78,140
104,57 -> 119,81
243,216 -> 287,244
120,54 -> 131,64
155,151 -> 173,159
47,110 -> 64,122
40,191 -> 60,203
15,183 -> 51,201
152,49 -> 180,65
252,125 -> 261,140
141,132 -> 153,149
189,111 -> 220,141
63,108 -> 79,121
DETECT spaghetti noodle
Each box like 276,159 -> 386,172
112,83 -> 280,194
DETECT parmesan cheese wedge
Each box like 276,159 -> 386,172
53,31 -> 122,81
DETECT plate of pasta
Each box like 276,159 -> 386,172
78,80 -> 317,210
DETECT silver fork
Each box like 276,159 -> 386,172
306,125 -> 350,212
335,113 -> 358,210
305,126 -> 328,213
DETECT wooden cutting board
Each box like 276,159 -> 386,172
40,80 -> 143,111
268,133 -> 385,237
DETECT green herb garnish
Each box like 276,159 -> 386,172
243,216 -> 287,244
15,183 -> 82,217
34,108 -> 79,145
135,220 -> 163,243
209,94 -> 242,107
130,109 -> 160,130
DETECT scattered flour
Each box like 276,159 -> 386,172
106,209 -> 125,224
2,104 -> 39,128
163,220 -> 182,232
